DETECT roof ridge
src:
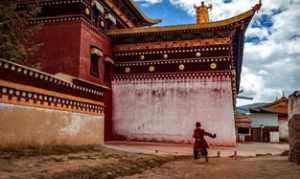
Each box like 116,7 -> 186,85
108,3 -> 260,35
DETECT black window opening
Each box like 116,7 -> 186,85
238,128 -> 250,134
90,54 -> 99,77
92,6 -> 100,25
104,62 -> 112,82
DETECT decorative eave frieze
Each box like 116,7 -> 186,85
115,57 -> 230,67
0,84 -> 104,116
31,15 -> 110,41
114,45 -> 231,58
0,59 -> 105,97
18,0 -> 90,6
113,38 -> 231,54
112,71 -> 232,81
33,15 -> 83,24
0,59 -> 106,115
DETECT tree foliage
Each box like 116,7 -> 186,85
0,0 -> 41,63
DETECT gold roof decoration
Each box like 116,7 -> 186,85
108,2 -> 262,35
194,1 -> 212,24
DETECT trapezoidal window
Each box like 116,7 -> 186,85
90,54 -> 99,77
90,46 -> 103,78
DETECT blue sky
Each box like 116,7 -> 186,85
135,0 -> 195,25
134,0 -> 300,106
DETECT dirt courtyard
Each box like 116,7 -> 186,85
0,145 -> 299,179
119,156 -> 300,179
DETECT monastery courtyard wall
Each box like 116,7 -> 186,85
0,59 -> 106,148
0,103 -> 104,148
112,76 -> 236,146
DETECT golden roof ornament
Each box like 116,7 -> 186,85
253,0 -> 262,11
194,1 -> 212,24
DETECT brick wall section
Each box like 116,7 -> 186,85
289,91 -> 300,164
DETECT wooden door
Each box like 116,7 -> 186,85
251,128 -> 261,142
262,129 -> 270,142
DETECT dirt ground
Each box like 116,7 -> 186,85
0,146 -> 299,179
119,156 -> 300,179
0,145 -> 179,179
106,142 -> 289,157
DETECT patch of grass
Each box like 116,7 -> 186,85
256,153 -> 272,157
0,145 -> 190,179
0,159 -> 15,172
280,150 -> 289,156
0,145 -> 122,159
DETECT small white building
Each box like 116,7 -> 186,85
237,97 -> 288,143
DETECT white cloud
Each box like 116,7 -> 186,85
246,27 -> 269,40
166,0 -> 300,105
134,0 -> 163,6
241,2 -> 300,105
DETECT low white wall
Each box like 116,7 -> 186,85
270,132 -> 280,143
279,120 -> 289,140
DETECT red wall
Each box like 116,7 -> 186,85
78,22 -> 112,84
32,20 -> 113,142
32,20 -> 113,85
32,22 -> 82,77
79,21 -> 113,141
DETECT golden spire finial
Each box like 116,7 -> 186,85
194,1 -> 212,24
253,0 -> 262,11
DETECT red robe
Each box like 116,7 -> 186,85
193,128 -> 214,150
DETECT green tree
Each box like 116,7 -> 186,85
0,0 -> 41,63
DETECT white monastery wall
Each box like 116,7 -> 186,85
112,77 -> 236,146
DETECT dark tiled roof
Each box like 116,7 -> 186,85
237,103 -> 267,114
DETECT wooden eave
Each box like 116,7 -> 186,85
235,112 -> 251,128
250,97 -> 288,115
108,3 -> 261,36
104,0 -> 161,27
17,0 -> 89,6
235,113 -> 250,122
289,90 -> 300,98
125,0 -> 161,25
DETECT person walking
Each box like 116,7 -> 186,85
193,122 -> 216,162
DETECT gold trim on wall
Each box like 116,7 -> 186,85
113,38 -> 231,52
0,95 -> 104,116
0,80 -> 104,106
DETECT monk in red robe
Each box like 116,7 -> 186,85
193,122 -> 216,162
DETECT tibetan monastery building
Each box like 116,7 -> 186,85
1,0 -> 261,147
